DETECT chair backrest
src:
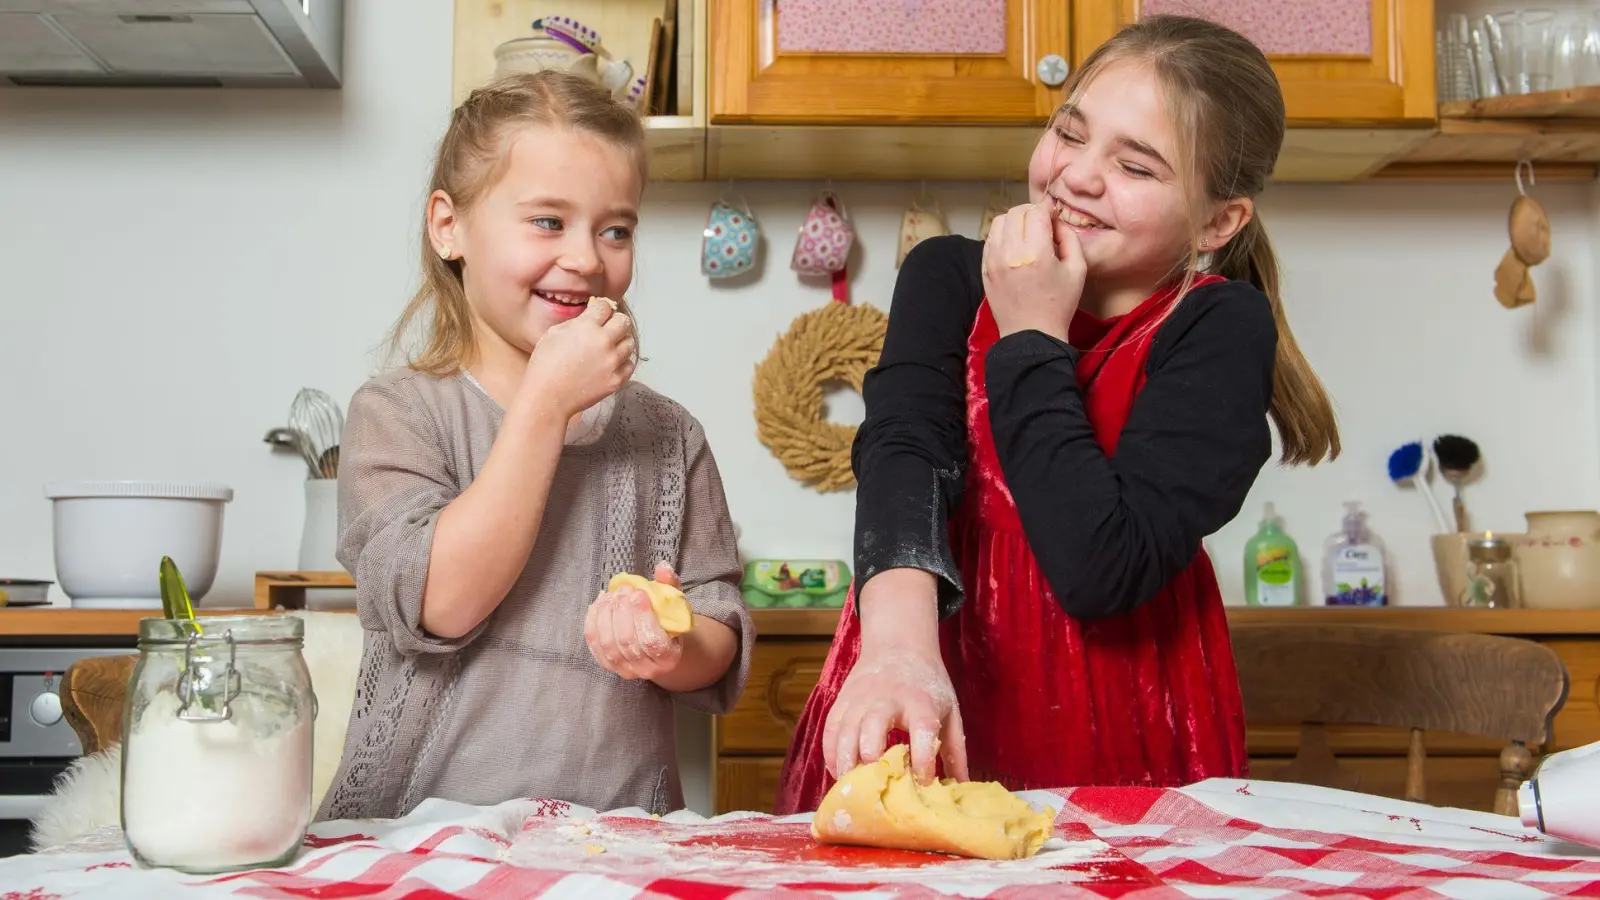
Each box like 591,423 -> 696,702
61,654 -> 137,756
1228,623 -> 1569,811
1231,623 -> 1569,741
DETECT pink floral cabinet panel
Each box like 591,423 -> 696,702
777,0 -> 1009,55
1140,0 -> 1373,56
712,0 -> 1068,124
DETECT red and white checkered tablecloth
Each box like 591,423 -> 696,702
4,778 -> 1599,899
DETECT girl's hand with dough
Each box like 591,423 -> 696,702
585,562 -> 740,694
821,569 -> 969,786
586,561 -> 685,682
981,201 -> 1087,341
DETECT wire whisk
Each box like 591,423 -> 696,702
287,388 -> 344,479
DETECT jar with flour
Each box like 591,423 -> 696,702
121,615 -> 315,873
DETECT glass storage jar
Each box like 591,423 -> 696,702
121,615 -> 314,874
1461,535 -> 1523,608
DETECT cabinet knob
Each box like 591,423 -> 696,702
1036,54 -> 1070,88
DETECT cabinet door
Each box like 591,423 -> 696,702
710,0 -> 1070,124
1075,0 -> 1435,124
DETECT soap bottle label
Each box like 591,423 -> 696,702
1254,546 -> 1296,606
1328,544 -> 1385,606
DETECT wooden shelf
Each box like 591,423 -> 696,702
10,595 -> 1600,639
703,125 -> 1431,182
0,607 -> 273,638
750,608 -> 845,638
453,0 -> 708,182
1225,606 -> 1600,634
750,605 -> 1600,637
1375,87 -> 1600,178
1440,85 -> 1600,120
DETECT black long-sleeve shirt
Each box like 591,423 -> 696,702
851,234 -> 1275,621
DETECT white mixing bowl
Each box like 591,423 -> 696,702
44,482 -> 234,609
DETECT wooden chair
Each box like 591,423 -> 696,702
60,655 -> 138,755
1230,623 -> 1569,815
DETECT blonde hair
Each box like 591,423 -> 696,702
390,70 -> 647,376
1059,15 -> 1339,466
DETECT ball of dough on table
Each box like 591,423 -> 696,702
812,744 -> 1055,860
606,573 -> 694,636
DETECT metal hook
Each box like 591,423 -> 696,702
1516,159 -> 1536,196
722,178 -> 751,215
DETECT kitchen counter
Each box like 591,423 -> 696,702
0,607 -> 273,642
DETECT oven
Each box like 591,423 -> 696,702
0,646 -> 133,857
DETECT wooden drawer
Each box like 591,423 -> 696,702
717,757 -> 786,815
1542,639 -> 1600,751
719,641 -> 831,754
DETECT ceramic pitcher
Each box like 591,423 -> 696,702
1517,510 -> 1600,609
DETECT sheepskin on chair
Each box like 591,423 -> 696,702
29,610 -> 365,851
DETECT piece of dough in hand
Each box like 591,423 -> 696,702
607,573 -> 694,636
812,744 -> 1054,860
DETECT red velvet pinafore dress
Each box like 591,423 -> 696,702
774,279 -> 1249,814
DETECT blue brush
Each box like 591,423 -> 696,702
1388,441 -> 1451,533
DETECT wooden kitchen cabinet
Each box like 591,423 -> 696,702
715,607 -> 1600,816
709,0 -> 1070,124
1076,0 -> 1436,126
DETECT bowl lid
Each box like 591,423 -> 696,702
44,481 -> 234,502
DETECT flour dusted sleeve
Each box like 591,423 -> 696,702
339,378 -> 482,655
670,419 -> 753,715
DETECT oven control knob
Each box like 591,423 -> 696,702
30,691 -> 63,727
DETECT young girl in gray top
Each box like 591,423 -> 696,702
316,71 -> 753,822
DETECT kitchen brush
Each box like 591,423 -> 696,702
1433,434 -> 1482,533
1388,441 -> 1451,533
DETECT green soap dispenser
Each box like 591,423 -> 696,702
1243,502 -> 1301,607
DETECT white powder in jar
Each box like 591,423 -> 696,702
122,689 -> 312,871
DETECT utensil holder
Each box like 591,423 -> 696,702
297,479 -> 351,608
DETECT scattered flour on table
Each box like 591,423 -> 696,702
503,809 -> 1118,891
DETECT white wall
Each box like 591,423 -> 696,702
2,0 -> 1597,812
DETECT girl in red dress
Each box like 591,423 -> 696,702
775,15 -> 1342,813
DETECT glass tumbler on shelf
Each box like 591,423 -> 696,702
1578,12 -> 1600,87
1488,9 -> 1557,94
1551,18 -> 1583,89
1439,14 -> 1478,102
120,615 -> 315,874
1460,535 -> 1522,608
1471,17 -> 1503,98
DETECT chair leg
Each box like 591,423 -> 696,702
1497,741 -> 1536,817
1404,729 -> 1426,804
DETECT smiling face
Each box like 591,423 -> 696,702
1027,58 -> 1242,314
429,123 -> 643,359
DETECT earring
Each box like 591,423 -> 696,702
438,246 -> 453,260
1200,238 -> 1210,249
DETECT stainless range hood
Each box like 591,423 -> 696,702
0,0 -> 343,88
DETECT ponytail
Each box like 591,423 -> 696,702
1216,214 -> 1341,466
